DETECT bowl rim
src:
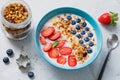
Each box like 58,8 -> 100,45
34,7 -> 103,70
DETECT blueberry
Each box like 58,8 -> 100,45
67,16 -> 72,20
81,30 -> 86,35
28,71 -> 34,78
82,44 -> 86,47
84,37 -> 89,42
87,48 -> 93,53
85,27 -> 89,31
89,41 -> 94,47
71,30 -> 76,35
76,34 -> 81,38
3,57 -> 9,63
76,18 -> 81,23
75,25 -> 80,30
71,20 -> 76,25
88,32 -> 93,37
82,22 -> 87,27
6,49 -> 13,56
79,40 -> 84,44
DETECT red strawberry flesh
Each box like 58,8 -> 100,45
41,27 -> 55,38
49,31 -> 61,41
68,55 -> 77,67
59,47 -> 72,55
56,40 -> 66,48
43,43 -> 52,52
39,36 -> 46,45
48,48 -> 59,58
57,56 -> 66,64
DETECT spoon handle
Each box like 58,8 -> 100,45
97,50 -> 111,80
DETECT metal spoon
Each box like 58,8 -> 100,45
97,34 -> 119,80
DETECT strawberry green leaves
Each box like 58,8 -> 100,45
52,41 -> 59,48
109,12 -> 119,26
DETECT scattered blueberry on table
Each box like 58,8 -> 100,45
28,71 -> 34,78
6,49 -> 14,56
3,49 -> 35,78
3,57 -> 9,63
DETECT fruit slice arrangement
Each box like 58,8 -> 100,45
39,26 -> 77,67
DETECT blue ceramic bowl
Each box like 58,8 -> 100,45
34,7 -> 102,70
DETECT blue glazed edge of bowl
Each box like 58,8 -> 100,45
34,7 -> 103,70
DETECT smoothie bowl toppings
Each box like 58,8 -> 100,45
39,13 -> 96,68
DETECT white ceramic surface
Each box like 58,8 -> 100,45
0,0 -> 120,80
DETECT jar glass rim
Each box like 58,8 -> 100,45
1,0 -> 32,29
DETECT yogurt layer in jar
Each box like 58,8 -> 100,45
1,0 -> 32,40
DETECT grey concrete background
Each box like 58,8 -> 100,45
0,0 -> 120,80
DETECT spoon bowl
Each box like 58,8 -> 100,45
107,34 -> 119,50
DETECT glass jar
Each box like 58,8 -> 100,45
1,0 -> 32,40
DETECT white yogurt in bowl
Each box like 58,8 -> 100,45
39,13 -> 97,69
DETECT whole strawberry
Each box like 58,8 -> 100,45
98,12 -> 119,26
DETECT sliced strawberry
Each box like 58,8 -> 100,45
41,27 -> 55,38
39,36 -> 46,45
48,48 -> 59,58
59,47 -> 72,55
68,55 -> 77,67
43,43 -> 52,52
49,31 -> 61,41
57,56 -> 66,64
56,40 -> 66,48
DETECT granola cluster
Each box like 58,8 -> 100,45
53,14 -> 91,63
3,3 -> 28,24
